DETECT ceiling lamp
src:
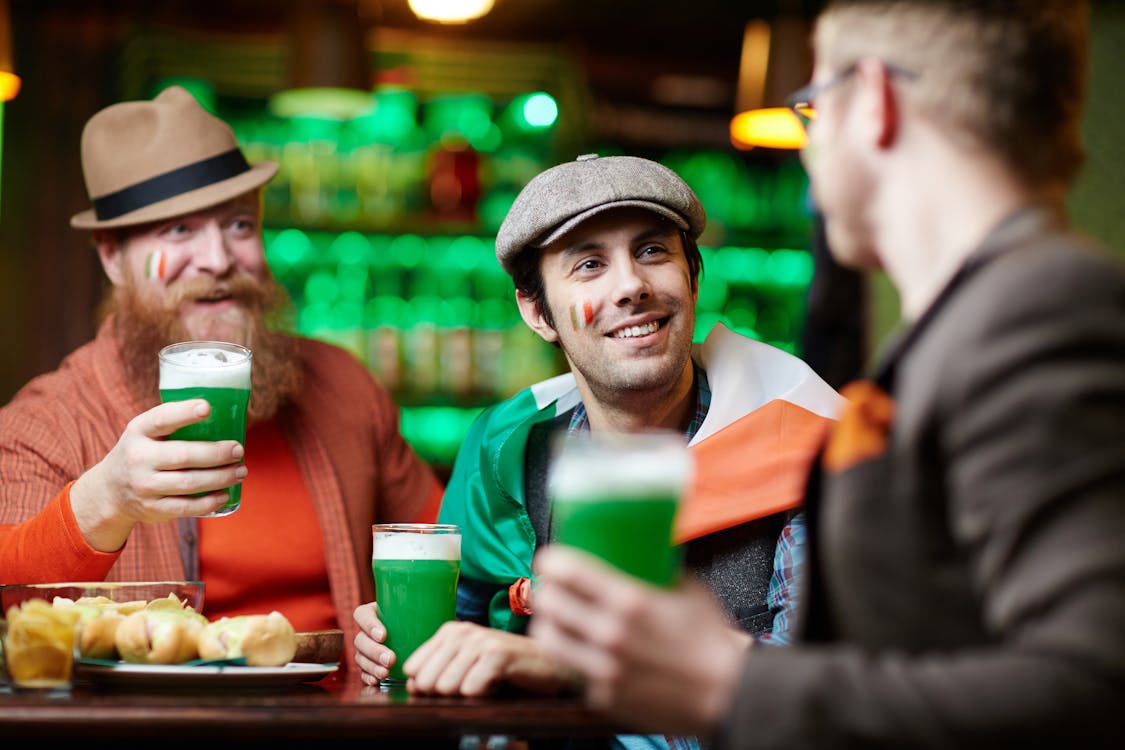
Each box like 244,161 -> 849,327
729,16 -> 810,150
269,0 -> 374,120
0,0 -> 20,101
731,107 -> 805,150
409,0 -> 496,25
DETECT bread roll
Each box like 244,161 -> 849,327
197,611 -> 297,667
115,608 -> 207,664
51,597 -> 124,660
77,610 -> 125,660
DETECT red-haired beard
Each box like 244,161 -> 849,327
104,269 -> 303,424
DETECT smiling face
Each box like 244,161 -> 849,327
97,191 -> 270,344
94,189 -> 302,420
517,206 -> 698,420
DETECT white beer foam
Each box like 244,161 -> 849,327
159,345 -> 251,389
373,530 -> 461,560
549,443 -> 692,502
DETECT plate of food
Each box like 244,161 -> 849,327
3,583 -> 342,690
75,659 -> 338,690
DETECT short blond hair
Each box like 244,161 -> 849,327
816,0 -> 1089,191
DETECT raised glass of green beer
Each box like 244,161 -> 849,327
548,430 -> 693,588
371,523 -> 461,686
158,340 -> 252,518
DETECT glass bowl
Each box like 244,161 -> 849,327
0,581 -> 204,616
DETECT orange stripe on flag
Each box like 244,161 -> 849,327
675,400 -> 833,543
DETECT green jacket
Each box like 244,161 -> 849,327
438,323 -> 844,632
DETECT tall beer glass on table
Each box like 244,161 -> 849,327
158,340 -> 252,517
371,523 -> 461,686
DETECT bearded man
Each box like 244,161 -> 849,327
0,87 -> 442,668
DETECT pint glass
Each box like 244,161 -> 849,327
548,430 -> 693,588
371,523 -> 461,685
158,340 -> 252,517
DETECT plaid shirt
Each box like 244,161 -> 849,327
565,364 -> 711,439
757,510 -> 806,645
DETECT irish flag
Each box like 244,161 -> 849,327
145,251 -> 166,280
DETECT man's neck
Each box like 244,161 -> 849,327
874,129 -> 1043,322
578,362 -> 697,434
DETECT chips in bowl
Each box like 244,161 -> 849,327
0,581 -> 203,614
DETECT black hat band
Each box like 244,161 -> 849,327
93,149 -> 251,221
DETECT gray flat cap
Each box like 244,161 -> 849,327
495,154 -> 706,274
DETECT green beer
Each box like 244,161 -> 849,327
371,524 -> 461,685
551,495 -> 681,587
158,341 -> 252,517
548,430 -> 692,588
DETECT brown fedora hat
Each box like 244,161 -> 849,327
70,86 -> 278,230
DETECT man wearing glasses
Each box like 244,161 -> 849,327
530,1 -> 1125,747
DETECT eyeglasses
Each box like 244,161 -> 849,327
787,62 -> 918,133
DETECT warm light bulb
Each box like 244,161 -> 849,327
730,107 -> 806,150
0,71 -> 20,101
408,0 -> 496,24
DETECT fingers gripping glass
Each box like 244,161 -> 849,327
787,62 -> 918,133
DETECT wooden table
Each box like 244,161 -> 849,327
0,667 -> 618,745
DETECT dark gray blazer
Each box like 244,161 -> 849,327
716,209 -> 1125,749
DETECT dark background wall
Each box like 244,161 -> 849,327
1,0 -> 1122,404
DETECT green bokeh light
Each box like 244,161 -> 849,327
329,231 -> 371,265
304,270 -> 338,305
265,228 -> 314,270
425,93 -> 494,141
521,93 -> 558,128
366,295 -> 409,326
400,406 -> 486,465
356,87 -> 419,145
389,234 -> 427,268
765,249 -> 814,287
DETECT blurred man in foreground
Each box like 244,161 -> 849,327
0,87 -> 442,665
531,2 -> 1125,747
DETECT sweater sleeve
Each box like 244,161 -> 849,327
0,481 -> 122,583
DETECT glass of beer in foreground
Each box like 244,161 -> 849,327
158,340 -> 252,517
371,523 -> 461,686
548,430 -> 693,588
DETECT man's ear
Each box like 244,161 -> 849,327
515,289 -> 559,344
93,231 -> 126,286
856,57 -> 899,149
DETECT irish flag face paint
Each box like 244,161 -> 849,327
144,250 -> 167,281
570,299 -> 594,331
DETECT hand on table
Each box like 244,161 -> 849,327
353,602 -> 581,696
530,545 -> 753,739
69,399 -> 246,551
404,621 -> 581,697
